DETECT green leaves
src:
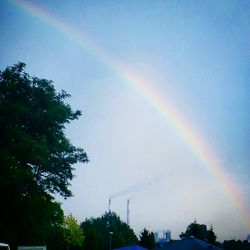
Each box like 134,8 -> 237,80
0,62 -> 88,247
63,214 -> 84,248
0,62 -> 88,198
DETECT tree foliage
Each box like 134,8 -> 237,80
0,62 -> 88,247
179,220 -> 217,245
139,228 -> 156,249
180,220 -> 207,240
81,212 -> 138,250
63,214 -> 84,249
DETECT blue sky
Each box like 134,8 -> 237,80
0,0 -> 249,241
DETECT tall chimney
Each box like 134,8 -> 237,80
127,199 -> 130,225
109,198 -> 111,212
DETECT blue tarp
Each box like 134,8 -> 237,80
113,245 -> 148,250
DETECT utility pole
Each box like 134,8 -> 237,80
127,199 -> 130,225
109,198 -> 111,212
109,231 -> 113,250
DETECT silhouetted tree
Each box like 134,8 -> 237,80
0,62 -> 88,248
81,212 -> 138,250
207,225 -> 217,244
179,220 -> 220,246
139,228 -> 155,249
180,220 -> 207,240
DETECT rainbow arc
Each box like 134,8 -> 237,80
10,0 -> 250,230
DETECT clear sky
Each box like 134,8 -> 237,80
0,0 -> 249,241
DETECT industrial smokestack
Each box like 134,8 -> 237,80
127,199 -> 130,225
109,198 -> 111,212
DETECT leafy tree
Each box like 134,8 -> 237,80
0,62 -> 88,247
63,214 -> 84,250
81,212 -> 138,250
139,228 -> 155,249
179,220 -> 207,241
180,220 -> 219,247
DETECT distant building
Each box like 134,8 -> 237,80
154,230 -> 171,247
154,232 -> 159,243
165,230 -> 171,242
247,234 -> 250,242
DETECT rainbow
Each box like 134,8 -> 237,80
9,0 -> 250,229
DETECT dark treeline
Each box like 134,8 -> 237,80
80,212 -> 156,250
179,220 -> 250,249
81,212 -> 138,250
222,240 -> 250,250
